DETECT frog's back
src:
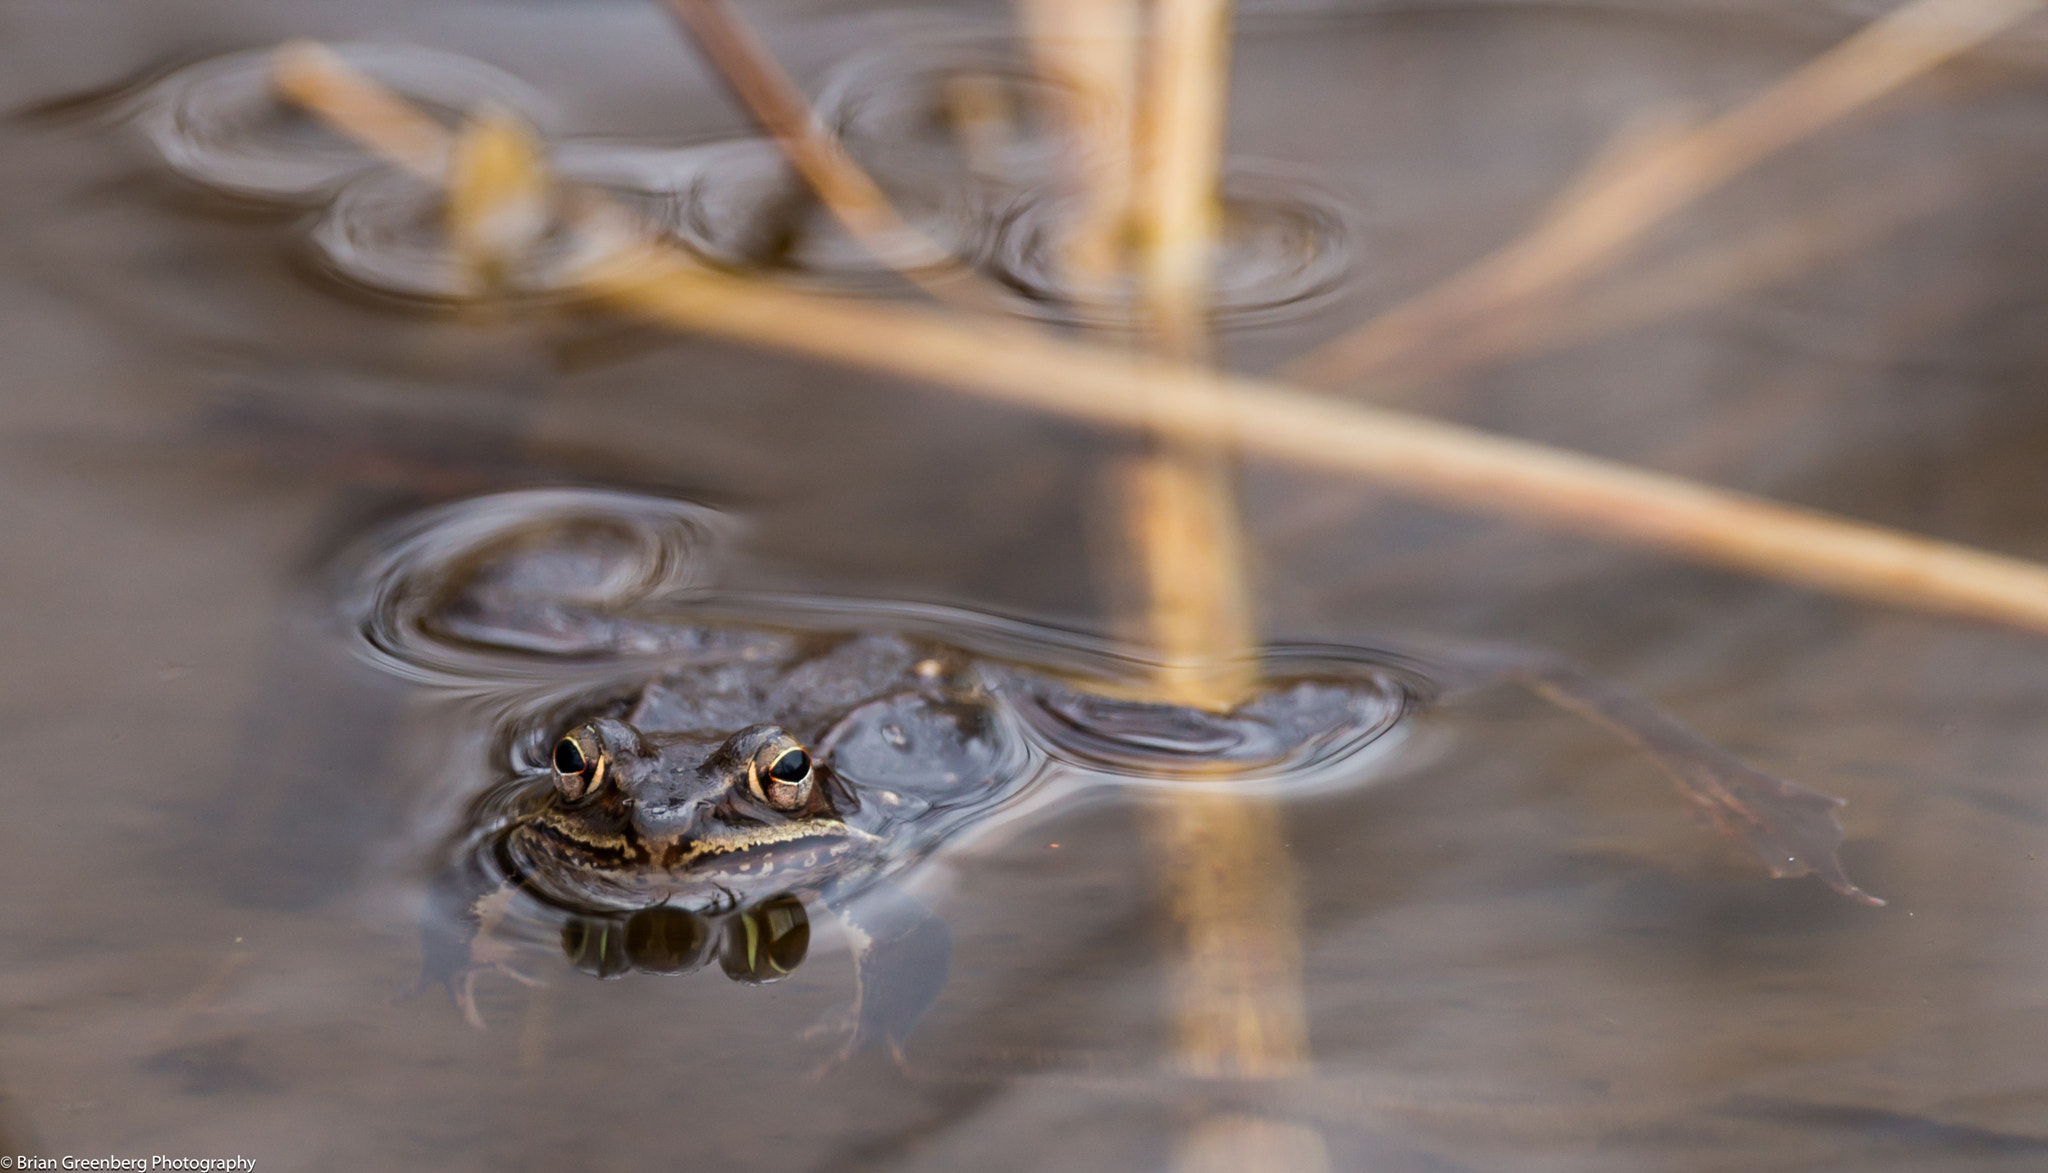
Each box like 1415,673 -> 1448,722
626,632 -> 936,741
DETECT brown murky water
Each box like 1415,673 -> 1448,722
6,1 -> 2048,1169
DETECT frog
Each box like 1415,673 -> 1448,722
421,622 -> 1021,1061
382,489 -> 1875,1064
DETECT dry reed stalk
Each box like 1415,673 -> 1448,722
1382,169 -> 1964,388
940,71 -> 1017,179
1025,3 -> 1314,1161
1136,0 -> 1233,369
1118,452 -> 1259,704
1014,0 -> 1156,676
1017,0 -> 1143,296
659,0 -> 1012,316
271,39 -> 451,178
1123,0 -> 1258,709
445,110 -> 554,294
1019,0 -> 1260,703
574,247 -> 2048,634
277,42 -> 2048,635
1285,0 -> 2046,389
1124,5 -> 1326,1170
1122,451 -> 1312,1159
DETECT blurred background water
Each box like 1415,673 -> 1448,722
5,1 -> 2048,1169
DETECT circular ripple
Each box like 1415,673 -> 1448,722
560,138 -> 988,291
137,43 -> 557,203
1005,648 -> 1414,796
817,36 -> 1119,195
341,488 -> 735,687
308,163 -> 674,303
988,162 -> 1357,329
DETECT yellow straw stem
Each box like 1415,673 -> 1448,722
1127,0 -> 1257,711
1384,169 -> 1964,388
1123,8 -> 1324,1166
1286,0 -> 2046,389
271,40 -> 452,179
659,0 -> 1013,316
1017,0 -> 1143,296
445,109 -> 553,294
576,246 -> 2048,633
1136,0 -> 1236,368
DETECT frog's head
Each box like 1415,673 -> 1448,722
512,717 -> 867,902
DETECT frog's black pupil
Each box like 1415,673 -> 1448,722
767,748 -> 810,784
554,738 -> 588,776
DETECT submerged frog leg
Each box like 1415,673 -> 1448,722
416,854 -> 543,1028
1434,647 -> 1882,905
813,880 -> 952,1072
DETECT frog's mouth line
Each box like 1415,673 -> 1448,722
672,819 -> 880,867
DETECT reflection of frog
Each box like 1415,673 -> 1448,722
390,492 -> 1874,1064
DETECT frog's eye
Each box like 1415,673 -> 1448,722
768,747 -> 811,784
551,727 -> 608,801
553,738 -> 586,775
750,742 -> 814,812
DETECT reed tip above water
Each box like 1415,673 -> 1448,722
445,109 -> 553,293
658,0 -> 1013,316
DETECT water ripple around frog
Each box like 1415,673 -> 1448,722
344,489 -> 1425,803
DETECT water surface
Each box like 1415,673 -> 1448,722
6,2 -> 2048,1170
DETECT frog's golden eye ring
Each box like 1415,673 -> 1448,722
551,727 -> 608,801
749,741 -> 815,812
